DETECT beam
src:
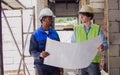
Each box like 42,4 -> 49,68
1,0 -> 26,10
2,0 -> 14,9
16,0 -> 26,9
0,1 -> 4,75
81,0 -> 86,6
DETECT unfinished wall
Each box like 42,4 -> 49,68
2,10 -> 35,75
55,3 -> 79,17
36,0 -> 48,28
108,0 -> 120,75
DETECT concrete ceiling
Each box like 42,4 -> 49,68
2,0 -> 80,10
49,0 -> 79,3
48,0 -> 80,17
1,0 -> 26,10
55,0 -> 79,3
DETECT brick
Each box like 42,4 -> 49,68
108,10 -> 120,21
90,3 -> 104,9
109,57 -> 120,68
55,3 -> 78,17
4,58 -> 14,64
90,0 -> 104,3
109,68 -> 119,75
94,19 -> 103,25
109,33 -> 120,44
109,22 -> 119,32
108,0 -> 118,10
119,0 -> 120,9
3,51 -> 20,57
24,64 -> 34,71
24,57 -> 34,64
109,45 -> 119,56
4,64 -> 20,70
94,13 -> 104,19
4,69 -> 23,75
13,57 -> 21,64
2,5 -> 43,75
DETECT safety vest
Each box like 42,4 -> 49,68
75,24 -> 101,63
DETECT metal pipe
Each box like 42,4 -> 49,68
0,2 -> 4,75
1,1 -> 14,9
2,10 -> 22,56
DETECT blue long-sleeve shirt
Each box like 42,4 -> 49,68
29,26 -> 60,72
71,24 -> 108,51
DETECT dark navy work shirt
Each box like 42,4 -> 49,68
29,26 -> 60,72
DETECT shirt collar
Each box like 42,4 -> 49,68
82,23 -> 93,29
39,26 -> 52,34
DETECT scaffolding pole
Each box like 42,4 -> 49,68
81,0 -> 86,6
0,1 -> 4,75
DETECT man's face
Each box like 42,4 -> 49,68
79,14 -> 91,23
44,16 -> 54,27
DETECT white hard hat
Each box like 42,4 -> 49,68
79,5 -> 93,13
39,8 -> 55,20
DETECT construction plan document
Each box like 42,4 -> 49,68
44,35 -> 102,69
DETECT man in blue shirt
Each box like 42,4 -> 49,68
71,5 -> 108,75
29,8 -> 63,75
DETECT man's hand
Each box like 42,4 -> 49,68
40,51 -> 49,58
100,51 -> 106,69
97,44 -> 104,51
100,59 -> 104,69
60,68 -> 64,75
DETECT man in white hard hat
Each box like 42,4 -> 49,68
71,5 -> 108,75
29,8 -> 63,75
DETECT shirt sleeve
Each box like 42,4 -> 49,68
29,34 -> 40,59
99,28 -> 108,51
71,31 -> 76,43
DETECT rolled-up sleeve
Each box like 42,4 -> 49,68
71,31 -> 76,43
29,35 -> 40,59
99,28 -> 108,51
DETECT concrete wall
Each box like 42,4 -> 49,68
54,3 -> 79,17
35,0 -> 48,28
108,0 -> 120,75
